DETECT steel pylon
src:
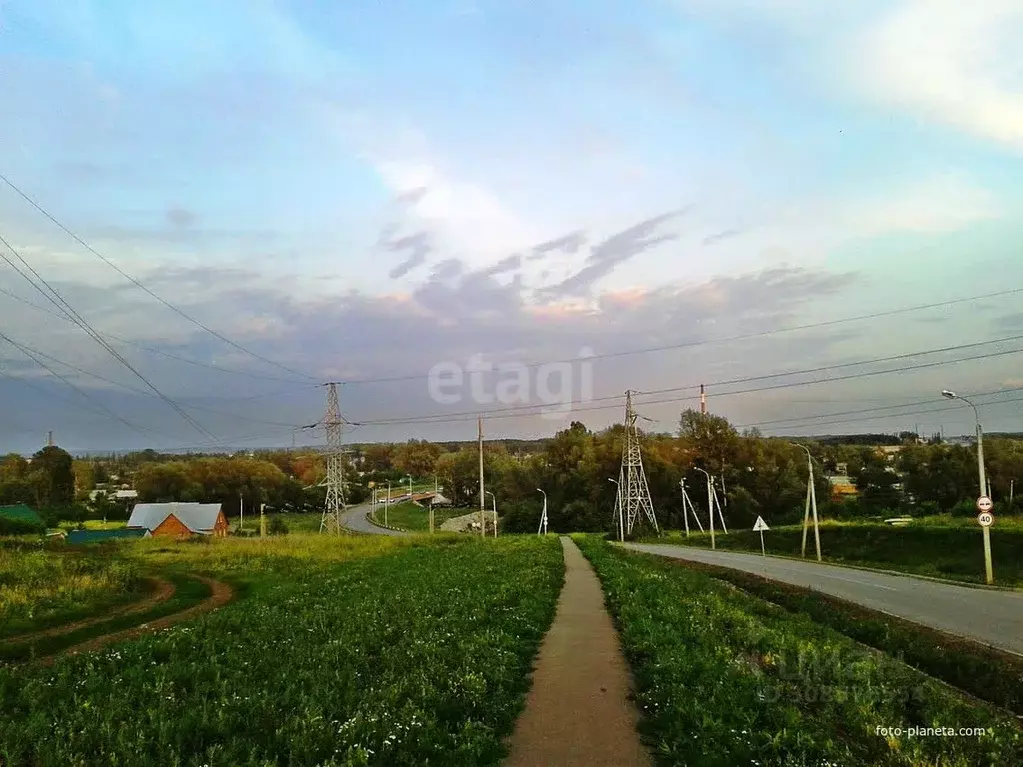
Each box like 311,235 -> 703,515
618,390 -> 658,536
320,382 -> 347,534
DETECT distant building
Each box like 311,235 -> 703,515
944,436 -> 977,447
127,502 -> 229,538
828,476 -> 858,501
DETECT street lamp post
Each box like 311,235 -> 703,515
536,488 -> 548,536
608,477 -> 623,542
791,443 -> 822,562
485,490 -> 497,538
694,467 -> 716,550
942,390 -> 993,583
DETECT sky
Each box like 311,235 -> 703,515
1,0 -> 1022,454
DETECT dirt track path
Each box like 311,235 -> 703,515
38,576 -> 233,666
504,537 -> 651,767
2,576 -> 176,647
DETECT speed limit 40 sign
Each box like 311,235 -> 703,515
978,511 -> 994,528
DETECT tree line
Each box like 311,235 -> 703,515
2,408 -> 1019,534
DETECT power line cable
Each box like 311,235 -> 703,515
352,337 -> 1023,426
0,332 -> 159,438
335,285 -> 1023,387
734,387 -> 1023,430
0,172 -> 316,382
0,280 -> 312,384
0,338 -> 310,429
0,233 -> 219,442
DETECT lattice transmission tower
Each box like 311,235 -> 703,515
616,389 -> 658,536
320,382 -> 347,534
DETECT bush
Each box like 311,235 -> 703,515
268,516 -> 289,536
0,516 -> 44,536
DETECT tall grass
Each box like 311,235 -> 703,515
0,540 -> 143,637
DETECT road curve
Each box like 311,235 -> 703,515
623,543 -> 1023,656
340,503 -> 409,536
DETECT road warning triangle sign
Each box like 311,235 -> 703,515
753,516 -> 769,532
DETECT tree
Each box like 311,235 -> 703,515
393,440 -> 442,478
29,445 -> 75,508
362,444 -> 395,473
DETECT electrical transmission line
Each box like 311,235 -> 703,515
334,285 -> 1023,387
0,331 -> 158,438
352,339 -> 1023,427
0,233 -> 219,442
0,280 -> 310,384
0,171 -> 315,382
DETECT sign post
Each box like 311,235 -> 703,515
753,515 -> 769,557
977,496 -> 994,583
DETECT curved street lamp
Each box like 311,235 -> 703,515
536,488 -> 548,536
942,389 -> 992,583
608,477 -> 623,542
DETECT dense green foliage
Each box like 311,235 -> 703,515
664,558 -> 1023,715
0,537 -> 563,766
649,521 -> 1023,585
576,536 -> 1023,767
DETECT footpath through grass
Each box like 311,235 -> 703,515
0,535 -> 563,766
0,573 -> 211,664
370,502 -> 462,532
644,520 -> 1023,587
576,536 -> 1023,767
0,539 -> 145,638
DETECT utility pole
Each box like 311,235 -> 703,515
260,502 -> 267,538
942,390 -> 993,583
478,415 -> 485,537
1010,479 -> 1015,512
239,490 -> 244,532
537,488 -> 548,536
695,467 -> 715,549
700,384 -> 706,414
679,478 -> 704,536
792,443 -> 821,562
320,382 -> 346,534
609,477 -> 623,542
386,480 -> 391,528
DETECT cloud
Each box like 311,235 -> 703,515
530,231 -> 588,257
702,228 -> 744,246
382,231 -> 433,279
544,209 -> 690,297
166,205 -> 197,230
853,0 -> 1023,153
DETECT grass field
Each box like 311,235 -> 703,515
370,502 -> 463,532
0,539 -> 146,638
644,519 -> 1023,587
663,557 -> 1023,716
0,534 -> 563,765
576,536 -> 1023,766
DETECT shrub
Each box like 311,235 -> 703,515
0,516 -> 44,536
268,516 -> 289,536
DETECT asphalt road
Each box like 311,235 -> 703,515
340,504 -> 408,536
624,543 -> 1023,656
